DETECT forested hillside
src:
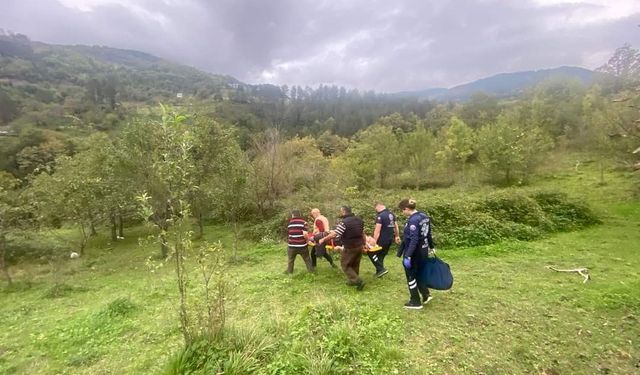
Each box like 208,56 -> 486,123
0,32 -> 237,128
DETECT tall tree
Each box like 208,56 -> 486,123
0,172 -> 20,285
400,123 -> 437,189
435,116 -> 476,180
28,151 -> 109,256
597,44 -> 640,83
338,124 -> 401,189
189,116 -> 243,238
477,111 -> 552,184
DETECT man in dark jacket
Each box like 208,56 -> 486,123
397,198 -> 434,309
319,205 -> 366,290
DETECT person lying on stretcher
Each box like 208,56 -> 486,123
309,234 -> 381,253
364,235 -> 383,252
308,232 -> 342,251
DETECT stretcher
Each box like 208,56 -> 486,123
307,236 -> 383,253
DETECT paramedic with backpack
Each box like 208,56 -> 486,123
397,198 -> 434,309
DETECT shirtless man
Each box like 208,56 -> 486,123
310,208 -> 336,268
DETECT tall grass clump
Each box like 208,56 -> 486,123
163,327 -> 275,375
265,299 -> 405,375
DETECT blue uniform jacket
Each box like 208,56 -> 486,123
397,211 -> 434,258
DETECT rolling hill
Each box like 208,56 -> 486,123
393,66 -> 598,101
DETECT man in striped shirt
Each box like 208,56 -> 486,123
286,210 -> 314,274
319,205 -> 366,290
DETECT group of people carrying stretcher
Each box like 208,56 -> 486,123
286,199 -> 436,309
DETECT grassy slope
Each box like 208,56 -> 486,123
1,163 -> 639,374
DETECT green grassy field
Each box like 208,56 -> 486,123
1,162 -> 639,374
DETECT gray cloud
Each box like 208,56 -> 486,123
0,0 -> 638,91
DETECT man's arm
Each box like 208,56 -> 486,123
321,216 -> 330,233
319,230 -> 337,244
303,221 -> 310,240
426,221 -> 435,249
394,222 -> 401,244
373,223 -> 382,243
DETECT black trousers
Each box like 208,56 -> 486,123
310,232 -> 335,267
311,249 -> 335,267
403,249 -> 430,303
367,242 -> 391,272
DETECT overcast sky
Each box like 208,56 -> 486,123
1,0 -> 638,91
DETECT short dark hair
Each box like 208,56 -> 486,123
398,198 -> 416,210
291,209 -> 302,218
340,205 -> 352,214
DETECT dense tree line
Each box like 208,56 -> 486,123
0,43 -> 639,284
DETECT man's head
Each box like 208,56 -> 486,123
291,209 -> 302,218
375,202 -> 386,212
339,205 -> 352,218
311,208 -> 320,218
398,198 -> 417,216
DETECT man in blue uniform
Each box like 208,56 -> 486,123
397,198 -> 435,309
370,202 -> 400,277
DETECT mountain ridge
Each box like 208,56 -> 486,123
391,66 -> 599,101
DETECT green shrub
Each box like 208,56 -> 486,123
42,283 -> 89,299
501,222 -> 542,241
532,192 -> 601,231
5,230 -> 68,263
441,212 -> 505,248
242,215 -> 287,242
427,190 -> 598,248
245,190 -> 599,250
480,191 -> 553,230
97,297 -> 137,318
427,199 -> 478,228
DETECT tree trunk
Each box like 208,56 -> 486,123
160,232 -> 169,259
599,160 -> 605,184
197,212 -> 204,239
232,211 -> 239,262
0,233 -> 12,286
174,233 -> 191,344
90,219 -> 97,237
88,210 -> 97,237
461,163 -> 467,185
79,223 -> 89,256
110,213 -> 117,241
118,214 -> 124,238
